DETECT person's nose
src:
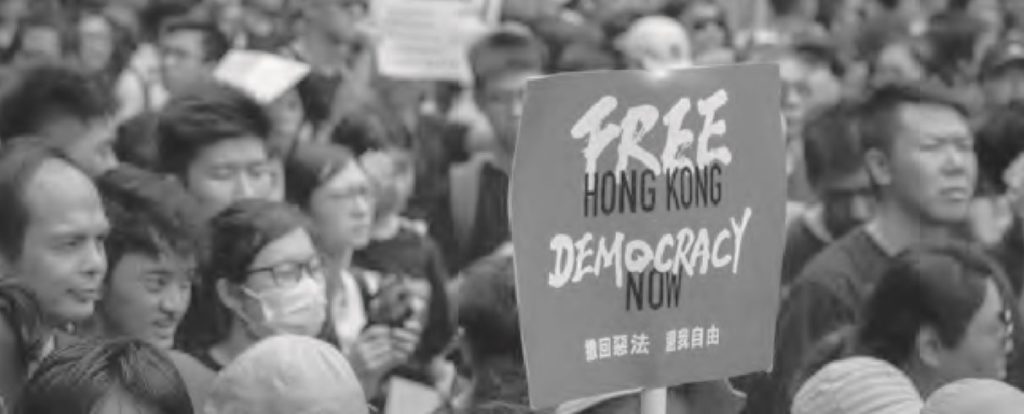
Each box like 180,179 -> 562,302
850,195 -> 876,221
352,194 -> 373,218
234,173 -> 257,199
81,239 -> 106,282
159,283 -> 189,316
941,144 -> 970,174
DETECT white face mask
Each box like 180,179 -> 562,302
241,277 -> 328,337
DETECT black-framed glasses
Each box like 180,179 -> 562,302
246,256 -> 323,288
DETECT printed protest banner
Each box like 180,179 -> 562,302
509,64 -> 786,409
373,0 -> 500,82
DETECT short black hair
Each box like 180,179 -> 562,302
469,26 -> 548,90
458,248 -> 521,360
115,112 -> 161,171
160,16 -> 229,63
16,338 -> 194,414
856,242 -> 1010,368
157,81 -> 272,178
139,0 -> 199,42
803,100 -> 863,190
95,165 -> 204,279
284,141 -> 357,211
0,61 -> 116,143
975,102 -> 1024,194
0,139 -> 65,260
856,82 -> 967,155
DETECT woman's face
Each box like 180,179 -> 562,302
934,280 -> 1011,383
310,163 -> 375,252
78,15 -> 115,73
230,228 -> 327,337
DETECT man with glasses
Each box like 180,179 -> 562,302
157,81 -> 279,219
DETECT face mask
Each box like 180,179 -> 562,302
242,277 -> 327,336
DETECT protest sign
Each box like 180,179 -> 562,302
373,0 -> 500,82
214,50 -> 310,104
509,64 -> 786,409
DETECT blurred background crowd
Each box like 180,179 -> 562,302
4,0 -> 1024,413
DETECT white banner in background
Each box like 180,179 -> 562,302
373,0 -> 502,82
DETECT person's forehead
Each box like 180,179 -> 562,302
481,70 -> 540,92
320,162 -> 369,191
114,250 -> 195,273
193,137 -> 268,166
896,102 -> 968,136
251,228 -> 314,267
161,29 -> 205,48
22,159 -> 104,224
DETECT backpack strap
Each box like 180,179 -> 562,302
449,154 -> 491,260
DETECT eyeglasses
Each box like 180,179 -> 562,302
693,17 -> 726,31
246,256 -> 323,288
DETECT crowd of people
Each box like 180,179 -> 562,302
3,0 -> 1024,413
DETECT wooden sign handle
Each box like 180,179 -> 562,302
641,388 -> 667,414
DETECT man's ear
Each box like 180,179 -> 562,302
916,325 -> 945,369
864,147 -> 893,188
216,279 -> 242,313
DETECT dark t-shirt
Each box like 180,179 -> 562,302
747,228 -> 890,414
749,227 -> 1024,414
431,163 -> 510,273
781,217 -> 830,289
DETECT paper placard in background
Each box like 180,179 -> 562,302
214,50 -> 311,104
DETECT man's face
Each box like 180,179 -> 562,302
159,29 -> 208,92
305,0 -> 364,43
101,252 -> 193,349
476,70 -> 537,156
16,26 -> 62,63
5,160 -> 109,324
878,103 -> 977,225
37,115 -> 118,177
984,64 -> 1024,106
821,168 -> 876,237
78,15 -> 115,73
311,163 -> 375,250
872,43 -> 926,87
779,56 -> 842,140
684,2 -> 728,57
184,137 -> 275,218
935,280 -> 1010,382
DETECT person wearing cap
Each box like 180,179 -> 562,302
203,335 -> 369,414
980,37 -> 1024,108
922,378 -> 1024,414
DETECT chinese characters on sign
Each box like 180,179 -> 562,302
586,325 -> 722,362
510,65 -> 785,408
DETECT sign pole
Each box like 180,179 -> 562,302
640,388 -> 667,414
